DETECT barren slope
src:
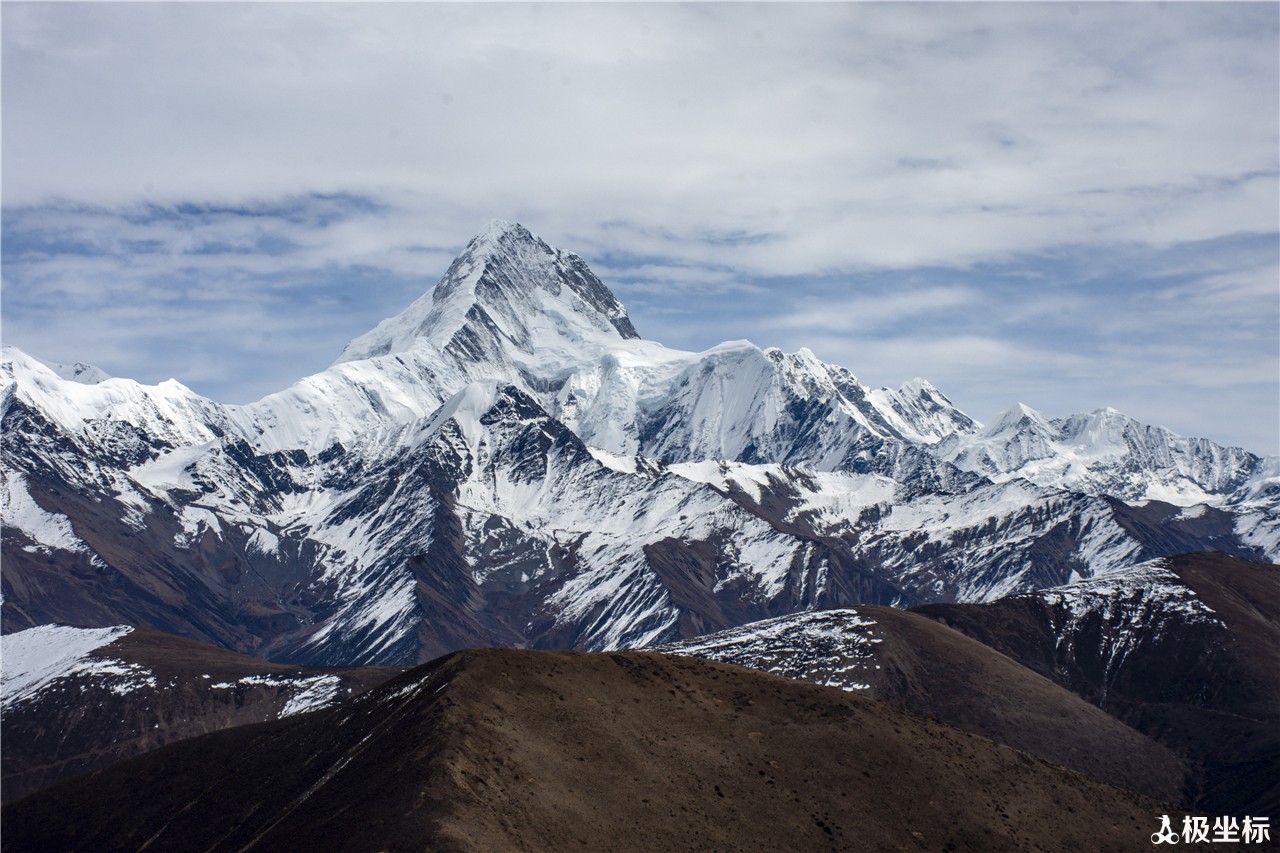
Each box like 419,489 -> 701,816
3,648 -> 1204,852
1,625 -> 401,803
661,604 -> 1187,803
917,552 -> 1280,816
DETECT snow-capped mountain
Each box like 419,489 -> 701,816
2,220 -> 1275,666
937,402 -> 1275,507
32,357 -> 111,386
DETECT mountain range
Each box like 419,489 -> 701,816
4,220 -> 1275,667
3,220 -> 1277,837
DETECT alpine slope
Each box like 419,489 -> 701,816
3,220 -> 1276,665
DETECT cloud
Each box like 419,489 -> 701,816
5,4 -> 1275,263
1,197 -> 443,402
2,2 -> 1276,452
734,235 -> 1279,452
771,286 -> 982,335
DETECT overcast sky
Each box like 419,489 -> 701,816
3,2 -> 1277,455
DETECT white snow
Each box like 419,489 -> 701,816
1,472 -> 91,555
1024,559 -> 1223,698
1,625 -> 137,708
280,675 -> 343,716
3,347 -> 226,448
660,609 -> 882,692
1038,559 -> 1219,626
208,672 -> 346,716
33,356 -> 111,385
937,402 -> 1268,507
174,506 -> 222,549
868,377 -> 978,443
246,527 -> 281,557
128,443 -> 208,494
586,446 -> 640,475
1236,509 -> 1280,561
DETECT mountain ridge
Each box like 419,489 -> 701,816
0,624 -> 401,804
1,647 -> 1201,853
2,220 -> 1275,667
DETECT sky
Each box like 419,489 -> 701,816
2,2 -> 1277,455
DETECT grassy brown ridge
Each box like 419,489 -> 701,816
852,604 -> 1188,804
3,648 -> 1210,852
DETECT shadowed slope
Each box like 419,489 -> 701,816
4,648 -> 1202,852
1,625 -> 401,803
661,604 -> 1187,803
916,552 -> 1280,816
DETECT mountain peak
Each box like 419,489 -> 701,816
334,221 -> 639,366
983,402 -> 1054,436
471,219 -> 535,249
898,377 -> 940,397
32,356 -> 111,386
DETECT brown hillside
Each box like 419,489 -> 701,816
855,604 -> 1187,803
916,552 -> 1280,817
3,648 -> 1211,852
1,626 -> 402,804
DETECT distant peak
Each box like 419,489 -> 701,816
988,402 -> 1053,434
476,218 -> 524,237
32,355 -> 111,386
1060,407 -> 1139,440
333,220 -> 638,365
899,377 -> 938,395
469,220 -> 540,253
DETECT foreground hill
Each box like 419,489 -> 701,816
916,552 -> 1280,817
1,624 -> 401,803
3,648 -> 1202,853
659,604 -> 1187,803
663,552 -> 1278,817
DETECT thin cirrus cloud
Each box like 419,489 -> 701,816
770,287 -> 982,335
1,2 -> 1276,453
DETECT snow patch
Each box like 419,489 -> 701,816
586,446 -> 640,475
208,673 -> 345,716
1037,559 -> 1219,626
1175,504 -> 1209,521
280,675 -> 343,717
1,472 -> 91,555
32,356 -> 111,385
1236,510 -> 1280,561
1,625 -> 138,708
659,609 -> 882,693
246,527 -> 281,557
